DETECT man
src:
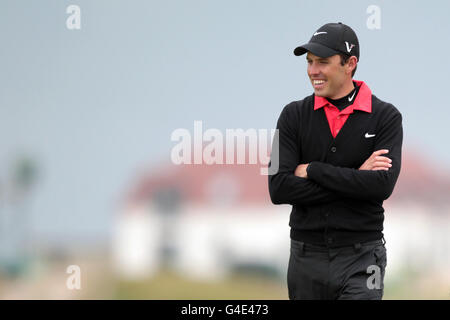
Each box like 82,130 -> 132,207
268,22 -> 403,300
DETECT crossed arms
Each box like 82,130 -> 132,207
268,108 -> 403,205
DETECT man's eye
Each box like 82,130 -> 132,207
320,61 -> 328,64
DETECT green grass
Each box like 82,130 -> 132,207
113,268 -> 450,300
114,270 -> 288,300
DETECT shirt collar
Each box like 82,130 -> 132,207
314,80 -> 372,113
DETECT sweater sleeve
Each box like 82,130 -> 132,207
307,109 -> 403,201
268,103 -> 339,206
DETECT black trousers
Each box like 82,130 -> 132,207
287,238 -> 387,300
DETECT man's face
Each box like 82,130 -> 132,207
306,52 -> 349,99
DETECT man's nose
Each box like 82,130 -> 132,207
308,62 -> 320,76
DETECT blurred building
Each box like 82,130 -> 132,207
113,161 -> 289,280
112,150 -> 450,282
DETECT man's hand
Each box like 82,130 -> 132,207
295,163 -> 309,178
359,149 -> 392,171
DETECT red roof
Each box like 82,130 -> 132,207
125,162 -> 271,207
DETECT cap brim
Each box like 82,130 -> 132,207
293,42 -> 340,57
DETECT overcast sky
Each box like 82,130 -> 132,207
0,0 -> 449,245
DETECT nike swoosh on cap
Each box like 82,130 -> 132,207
365,133 -> 376,138
313,31 -> 327,36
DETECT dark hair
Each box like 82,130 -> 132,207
339,53 -> 357,77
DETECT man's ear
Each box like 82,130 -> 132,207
347,56 -> 358,75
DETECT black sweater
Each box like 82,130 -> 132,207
268,91 -> 403,247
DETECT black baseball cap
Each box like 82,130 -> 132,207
294,22 -> 360,60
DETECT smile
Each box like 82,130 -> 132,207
312,79 -> 326,89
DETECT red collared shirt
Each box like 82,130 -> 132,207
314,80 -> 372,138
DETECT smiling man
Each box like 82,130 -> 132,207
268,23 -> 403,300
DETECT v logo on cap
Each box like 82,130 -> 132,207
345,41 -> 355,53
